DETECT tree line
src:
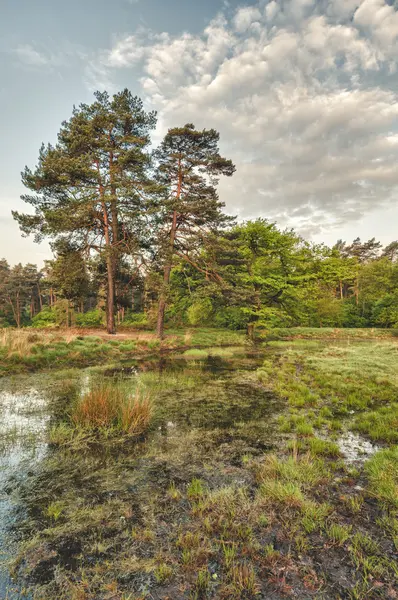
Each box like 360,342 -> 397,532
5,89 -> 398,334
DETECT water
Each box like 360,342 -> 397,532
337,431 -> 379,464
0,389 -> 50,599
0,349 -> 275,596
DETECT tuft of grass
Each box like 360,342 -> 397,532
259,480 -> 304,507
44,500 -> 66,522
194,567 -> 211,597
154,562 -> 173,584
70,381 -> 153,435
229,563 -> 260,597
301,502 -> 332,533
365,447 -> 398,508
353,404 -> 398,443
326,522 -> 352,546
308,437 -> 340,457
187,478 -> 206,500
256,453 -> 330,488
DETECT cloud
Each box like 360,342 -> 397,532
13,44 -> 53,67
12,42 -> 84,70
88,0 -> 398,236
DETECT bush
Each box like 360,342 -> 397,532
371,293 -> 398,328
120,312 -> 148,328
341,302 -> 368,328
187,299 -> 213,326
214,306 -> 249,330
32,308 -> 57,328
75,309 -> 104,327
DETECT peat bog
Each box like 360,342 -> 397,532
0,331 -> 397,600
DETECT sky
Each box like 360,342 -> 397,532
1,0 -> 398,265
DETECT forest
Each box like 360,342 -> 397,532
2,89 -> 398,336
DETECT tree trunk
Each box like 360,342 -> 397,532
102,202 -> 116,335
97,155 -> 116,335
37,283 -> 43,311
157,209 -> 178,339
157,157 -> 182,340
16,293 -> 21,328
339,280 -> 343,300
106,253 -> 116,334
109,147 -> 119,325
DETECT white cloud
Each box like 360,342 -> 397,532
12,42 -> 84,70
13,44 -> 52,67
87,0 -> 398,236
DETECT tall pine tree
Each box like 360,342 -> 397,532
13,89 -> 156,333
154,124 -> 235,338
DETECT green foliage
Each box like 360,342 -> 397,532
371,293 -> 398,327
75,309 -> 104,327
32,307 -> 57,328
213,306 -> 249,330
187,299 -> 213,326
120,312 -> 148,328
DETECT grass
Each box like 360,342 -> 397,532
259,340 -> 398,445
261,327 -> 396,341
0,327 -> 247,375
72,382 -> 152,435
52,380 -> 154,439
365,447 -> 398,508
353,403 -> 398,442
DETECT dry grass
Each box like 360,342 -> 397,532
71,382 -> 153,435
0,328 -> 43,357
118,394 -> 153,435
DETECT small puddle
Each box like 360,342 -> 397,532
337,431 -> 379,464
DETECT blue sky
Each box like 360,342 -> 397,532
2,0 -> 398,264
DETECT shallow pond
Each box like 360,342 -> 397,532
0,347 -> 280,597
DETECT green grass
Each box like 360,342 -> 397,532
365,447 -> 398,508
262,327 -> 396,341
353,404 -> 398,442
0,327 -> 247,375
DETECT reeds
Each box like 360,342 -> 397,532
71,381 -> 153,435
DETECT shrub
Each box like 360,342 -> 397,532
75,309 -> 104,327
119,311 -> 149,328
187,299 -> 213,326
32,308 -> 57,328
213,306 -> 249,330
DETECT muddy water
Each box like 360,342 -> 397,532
0,348 -> 277,597
0,388 -> 50,599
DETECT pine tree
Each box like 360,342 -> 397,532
154,124 -> 235,338
13,89 -> 156,334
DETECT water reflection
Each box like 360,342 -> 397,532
0,390 -> 49,599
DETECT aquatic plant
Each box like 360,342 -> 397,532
71,381 -> 153,435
